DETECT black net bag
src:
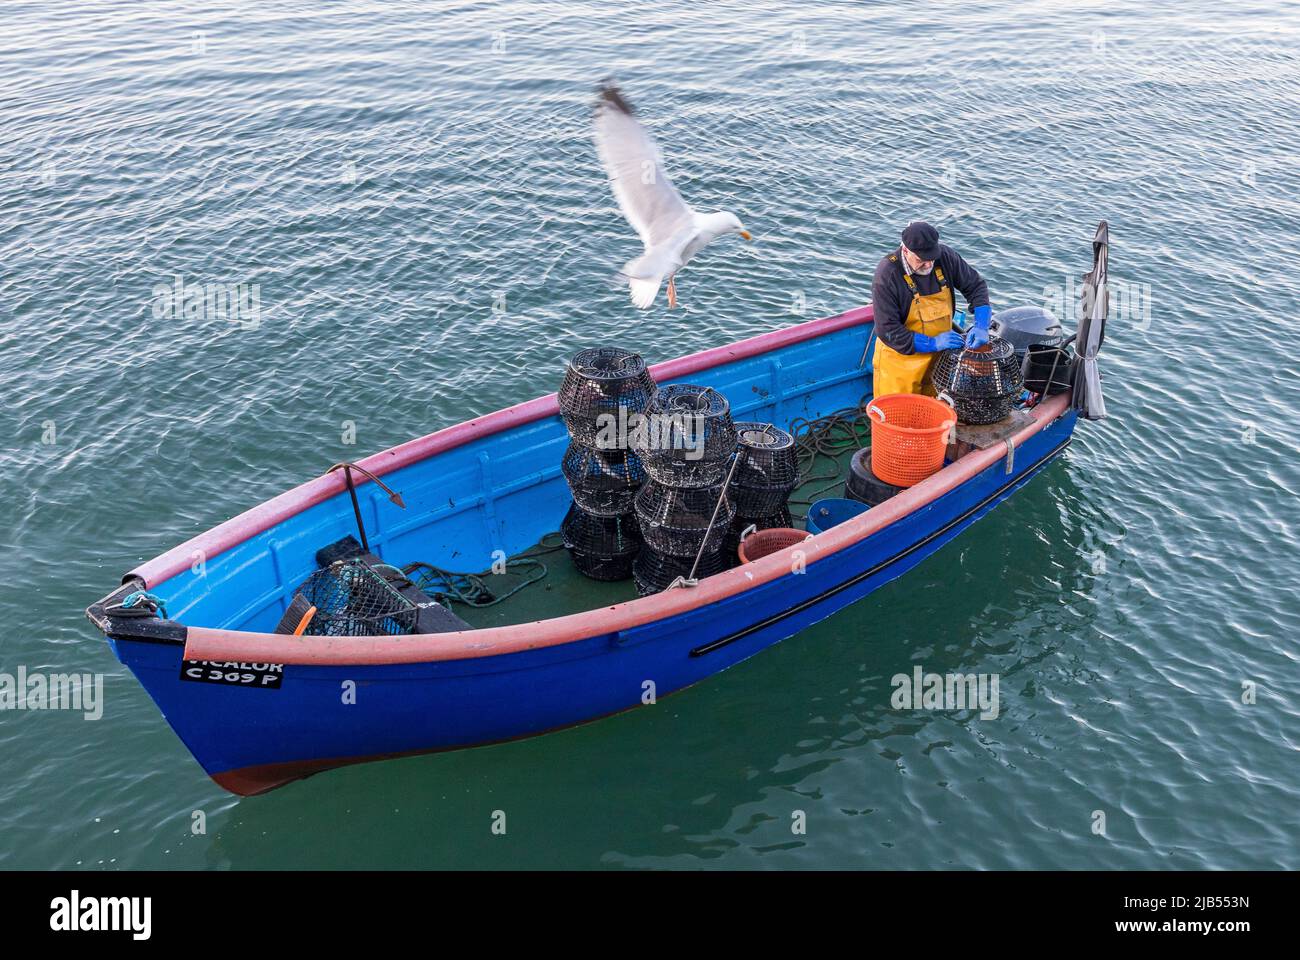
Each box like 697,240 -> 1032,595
631,384 -> 737,488
722,507 -> 795,566
633,546 -> 727,596
297,559 -> 419,636
561,441 -> 647,516
633,478 -> 736,558
560,503 -> 642,581
730,422 -> 800,516
557,347 -> 657,446
1022,343 -> 1075,396
932,336 -> 1024,425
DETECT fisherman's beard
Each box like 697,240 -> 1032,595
902,247 -> 934,276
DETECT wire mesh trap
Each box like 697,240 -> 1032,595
932,336 -> 1024,425
631,384 -> 738,488
632,546 -> 727,596
557,347 -> 657,446
561,441 -> 647,516
730,422 -> 800,516
293,559 -> 419,636
633,478 -> 736,557
560,503 -> 642,581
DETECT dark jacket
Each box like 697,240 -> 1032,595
871,244 -> 989,355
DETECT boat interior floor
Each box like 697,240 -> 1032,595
449,437 -> 870,631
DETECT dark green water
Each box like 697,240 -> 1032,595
3,0 -> 1297,869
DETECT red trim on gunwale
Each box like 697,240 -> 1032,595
130,306 -> 874,590
183,391 -> 1072,667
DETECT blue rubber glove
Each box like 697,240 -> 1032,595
966,304 -> 992,349
914,330 -> 965,353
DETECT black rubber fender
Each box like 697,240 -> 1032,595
844,447 -> 903,506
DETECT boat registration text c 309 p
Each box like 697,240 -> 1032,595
179,660 -> 284,689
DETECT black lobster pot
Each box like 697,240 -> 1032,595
723,506 -> 794,567
729,422 -> 800,517
296,560 -> 419,636
631,384 -> 737,488
557,347 -> 657,447
561,441 -> 647,516
633,546 -> 727,596
560,504 -> 642,581
931,336 -> 1024,425
633,478 -> 736,558
1022,343 -> 1075,396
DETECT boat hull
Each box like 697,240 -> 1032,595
112,409 -> 1076,794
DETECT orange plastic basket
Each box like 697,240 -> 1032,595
737,527 -> 812,564
867,393 -> 956,487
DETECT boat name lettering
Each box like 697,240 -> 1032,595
179,660 -> 284,689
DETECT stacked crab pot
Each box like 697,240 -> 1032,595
722,423 -> 801,566
932,336 -> 1025,425
557,348 -> 656,581
630,385 -> 738,595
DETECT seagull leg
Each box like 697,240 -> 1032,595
667,277 -> 677,308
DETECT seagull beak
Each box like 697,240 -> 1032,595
739,230 -> 753,241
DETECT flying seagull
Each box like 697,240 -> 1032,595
592,83 -> 752,309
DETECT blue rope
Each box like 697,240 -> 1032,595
121,591 -> 168,619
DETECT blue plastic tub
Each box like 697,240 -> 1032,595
805,497 -> 871,535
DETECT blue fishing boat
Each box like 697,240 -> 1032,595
86,227 -> 1108,795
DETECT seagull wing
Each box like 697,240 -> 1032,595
593,84 -> 695,253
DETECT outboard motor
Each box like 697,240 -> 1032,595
990,305 -> 1076,398
988,306 -> 1067,360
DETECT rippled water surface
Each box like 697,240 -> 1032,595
3,0 -> 1298,869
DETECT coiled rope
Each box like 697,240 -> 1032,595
787,396 -> 873,513
401,534 -> 565,607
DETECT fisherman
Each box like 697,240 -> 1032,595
871,221 -> 991,397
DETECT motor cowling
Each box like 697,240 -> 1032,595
988,305 -> 1066,359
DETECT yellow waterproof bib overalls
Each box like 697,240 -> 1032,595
872,254 -> 954,397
